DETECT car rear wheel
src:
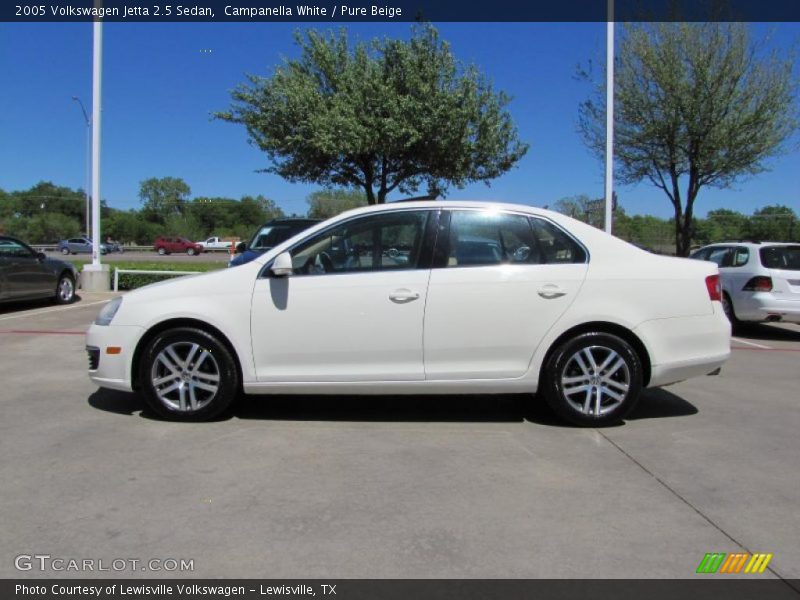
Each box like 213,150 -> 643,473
61,247 -> 70,255
157,247 -> 166,255
139,327 -> 239,420
541,332 -> 643,426
721,293 -> 741,329
54,273 -> 75,304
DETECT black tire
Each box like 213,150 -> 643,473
61,247 -> 70,255
721,293 -> 741,330
157,247 -> 166,256
54,273 -> 76,304
541,332 -> 643,427
187,247 -> 196,256
139,327 -> 239,421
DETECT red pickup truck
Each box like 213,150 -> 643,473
153,236 -> 204,256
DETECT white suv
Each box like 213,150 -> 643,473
690,242 -> 800,326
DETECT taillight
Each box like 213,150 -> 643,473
705,274 -> 722,302
743,276 -> 773,292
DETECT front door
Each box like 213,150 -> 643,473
423,209 -> 588,380
251,209 -> 438,382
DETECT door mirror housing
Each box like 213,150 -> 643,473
270,252 -> 294,277
36,252 -> 46,261
235,241 -> 247,254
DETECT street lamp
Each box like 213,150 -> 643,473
71,96 -> 91,236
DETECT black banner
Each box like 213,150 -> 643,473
5,580 -> 800,600
4,0 -> 800,23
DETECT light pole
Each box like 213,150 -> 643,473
604,0 -> 615,234
71,96 -> 91,236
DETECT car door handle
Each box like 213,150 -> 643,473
389,289 -> 420,303
538,284 -> 567,299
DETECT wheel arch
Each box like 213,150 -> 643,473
131,318 -> 243,391
538,321 -> 652,388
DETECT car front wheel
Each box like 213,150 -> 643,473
61,247 -> 70,255
139,327 -> 239,420
54,273 -> 75,304
187,248 -> 196,256
541,332 -> 643,427
157,247 -> 166,255
721,293 -> 741,329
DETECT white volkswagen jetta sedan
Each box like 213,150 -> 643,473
87,201 -> 730,426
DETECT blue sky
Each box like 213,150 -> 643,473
1,22 -> 798,218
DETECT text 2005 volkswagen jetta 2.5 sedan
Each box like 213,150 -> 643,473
87,201 -> 730,426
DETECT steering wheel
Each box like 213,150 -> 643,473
319,252 -> 335,273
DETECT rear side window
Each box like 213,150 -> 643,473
732,247 -> 750,267
760,245 -> 800,270
444,211 -> 540,267
529,218 -> 587,264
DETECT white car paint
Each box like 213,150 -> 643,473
87,201 -> 730,416
691,242 -> 800,324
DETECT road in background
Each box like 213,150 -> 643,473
45,251 -> 232,264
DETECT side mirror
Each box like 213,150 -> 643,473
270,252 -> 294,277
235,241 -> 247,254
36,252 -> 46,261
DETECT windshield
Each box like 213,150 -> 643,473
760,245 -> 800,271
248,225 -> 297,251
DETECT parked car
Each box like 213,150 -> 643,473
0,236 -> 79,304
153,236 -> 203,256
690,241 -> 800,327
87,201 -> 730,426
198,236 -> 234,251
58,237 -> 108,255
229,218 -> 320,267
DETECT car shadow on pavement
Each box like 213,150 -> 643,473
0,295 -> 85,316
732,322 -> 800,342
88,387 -> 698,427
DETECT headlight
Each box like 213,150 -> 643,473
95,297 -> 123,326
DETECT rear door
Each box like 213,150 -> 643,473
423,209 -> 589,380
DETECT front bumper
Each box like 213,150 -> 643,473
86,323 -> 144,392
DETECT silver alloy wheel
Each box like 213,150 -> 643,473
560,345 -> 631,417
150,342 -> 221,412
722,295 -> 734,323
58,277 -> 74,302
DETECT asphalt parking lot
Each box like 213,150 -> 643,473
1,294 -> 799,581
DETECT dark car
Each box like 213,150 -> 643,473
58,237 -> 108,255
0,236 -> 79,304
153,236 -> 204,256
229,218 -> 320,267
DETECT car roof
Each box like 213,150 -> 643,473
698,241 -> 797,249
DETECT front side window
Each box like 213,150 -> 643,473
289,211 -> 430,276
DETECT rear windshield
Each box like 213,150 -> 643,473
759,245 -> 800,270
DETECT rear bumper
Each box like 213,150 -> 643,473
86,323 -> 144,392
735,293 -> 800,323
634,306 -> 731,388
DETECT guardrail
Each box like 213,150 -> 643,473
34,245 -> 233,253
113,269 -> 200,292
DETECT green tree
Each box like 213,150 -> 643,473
745,204 -> 798,241
579,23 -> 798,256
216,24 -> 528,204
139,177 -> 191,223
307,188 -> 367,219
